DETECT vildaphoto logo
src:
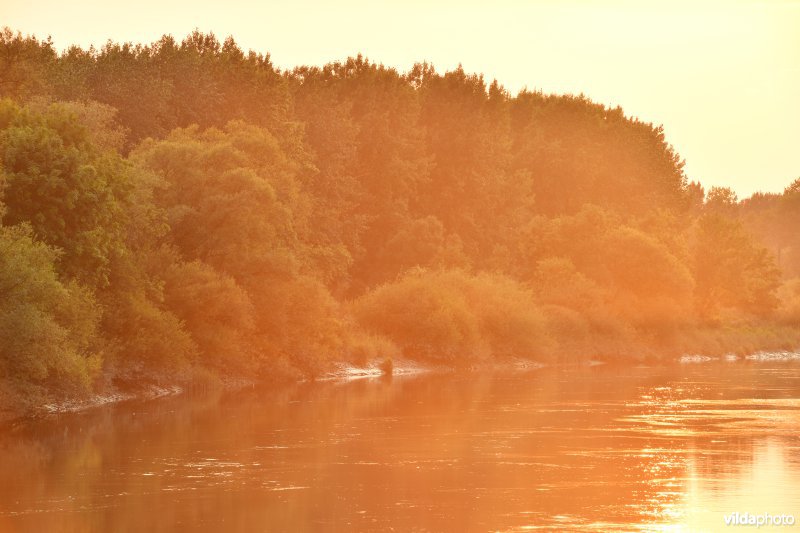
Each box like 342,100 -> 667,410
724,512 -> 795,527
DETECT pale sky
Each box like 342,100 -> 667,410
3,0 -> 799,198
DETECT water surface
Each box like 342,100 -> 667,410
1,361 -> 799,531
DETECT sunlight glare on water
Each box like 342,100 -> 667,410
0,361 -> 799,532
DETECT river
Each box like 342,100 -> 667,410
1,359 -> 799,531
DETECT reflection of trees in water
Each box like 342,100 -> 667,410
0,363 -> 798,531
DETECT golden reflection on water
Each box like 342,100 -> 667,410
0,362 -> 799,532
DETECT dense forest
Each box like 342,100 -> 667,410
1,29 -> 799,418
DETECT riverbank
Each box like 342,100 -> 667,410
4,346 -> 800,427
0,356 -> 537,424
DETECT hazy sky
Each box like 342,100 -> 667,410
3,0 -> 799,197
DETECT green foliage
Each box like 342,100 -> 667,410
599,226 -> 694,327
250,275 -> 346,378
532,257 -> 606,313
777,278 -> 800,325
162,260 -> 255,371
0,29 -> 796,414
131,122 -> 314,282
101,288 -> 197,375
0,29 -> 57,100
371,216 -> 467,285
738,179 -> 800,279
509,92 -> 688,216
0,99 -> 196,396
1,28 -> 290,150
0,224 -> 101,397
415,66 -> 531,260
354,269 -> 553,364
705,186 -> 739,215
693,213 -> 781,318
290,57 -> 432,290
0,99 -> 131,287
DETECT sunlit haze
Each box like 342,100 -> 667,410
3,2 -> 800,531
3,0 -> 799,198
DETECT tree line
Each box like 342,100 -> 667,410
1,28 -> 799,416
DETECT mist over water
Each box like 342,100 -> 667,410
1,361 -> 799,532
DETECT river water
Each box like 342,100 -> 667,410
1,359 -> 799,532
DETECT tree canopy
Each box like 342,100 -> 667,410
1,29 -> 798,415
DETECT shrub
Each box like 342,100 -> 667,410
353,268 -> 552,364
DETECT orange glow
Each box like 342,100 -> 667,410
1,4 -> 800,532
2,0 -> 799,197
